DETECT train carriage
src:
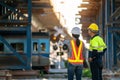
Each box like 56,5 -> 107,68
0,31 -> 50,72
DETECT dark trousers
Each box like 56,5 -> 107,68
90,59 -> 103,80
68,63 -> 83,80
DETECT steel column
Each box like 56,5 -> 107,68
105,0 -> 111,70
26,0 -> 32,70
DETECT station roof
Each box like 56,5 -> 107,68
1,0 -> 120,39
31,0 -> 102,39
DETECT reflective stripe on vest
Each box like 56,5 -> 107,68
68,40 -> 83,63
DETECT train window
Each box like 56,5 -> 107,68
40,43 -> 46,52
0,43 -> 4,52
33,42 -> 38,51
11,43 -> 24,52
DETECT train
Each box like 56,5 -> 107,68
0,31 -> 50,72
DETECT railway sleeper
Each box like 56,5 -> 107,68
0,70 -> 12,80
11,70 -> 40,79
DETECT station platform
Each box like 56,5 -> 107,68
49,68 -> 67,73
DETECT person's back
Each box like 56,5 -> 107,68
65,27 -> 84,80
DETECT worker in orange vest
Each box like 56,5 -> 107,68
63,27 -> 85,80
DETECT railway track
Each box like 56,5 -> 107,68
1,69 -> 120,80
0,70 -> 40,80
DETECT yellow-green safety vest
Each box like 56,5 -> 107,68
89,36 -> 107,52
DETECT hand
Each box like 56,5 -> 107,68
103,48 -> 107,53
88,58 -> 92,62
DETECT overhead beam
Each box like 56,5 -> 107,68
79,10 -> 97,16
17,3 -> 53,9
80,2 -> 100,8
32,1 -> 50,3
83,0 -> 101,2
32,3 -> 53,8
19,8 -> 44,13
0,20 -> 28,26
32,0 -> 50,3
80,17 -> 96,23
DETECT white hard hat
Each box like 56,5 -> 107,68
71,27 -> 80,35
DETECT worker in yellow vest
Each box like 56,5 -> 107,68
64,27 -> 85,80
87,23 -> 107,80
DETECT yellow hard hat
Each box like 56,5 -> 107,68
88,23 -> 99,31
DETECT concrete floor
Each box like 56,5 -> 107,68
12,77 -> 120,80
13,78 -> 92,80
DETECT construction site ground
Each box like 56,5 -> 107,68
0,69 -> 120,80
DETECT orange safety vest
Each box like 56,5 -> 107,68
68,40 -> 84,64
